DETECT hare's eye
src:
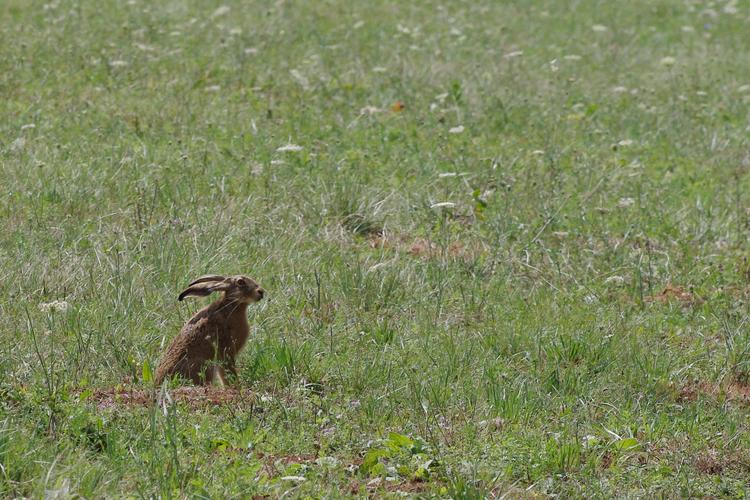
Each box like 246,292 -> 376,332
237,278 -> 247,286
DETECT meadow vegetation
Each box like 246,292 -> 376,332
2,0 -> 750,496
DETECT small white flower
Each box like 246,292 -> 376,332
290,69 -> 309,89
660,56 -> 676,66
592,24 -> 608,32
280,476 -> 306,482
276,143 -> 303,152
448,125 -> 464,134
504,50 -> 523,59
211,5 -> 230,18
359,105 -> 381,115
605,275 -> 625,285
10,137 -> 26,151
584,294 -> 598,304
723,1 -> 739,15
39,300 -> 71,313
617,139 -> 634,147
430,202 -> 455,209
617,197 -> 635,208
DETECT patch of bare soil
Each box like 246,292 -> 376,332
81,386 -> 254,410
347,478 -> 431,495
368,234 -> 487,261
644,285 -> 701,306
677,380 -> 750,407
693,448 -> 750,475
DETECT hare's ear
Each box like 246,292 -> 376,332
187,275 -> 226,287
177,280 -> 231,301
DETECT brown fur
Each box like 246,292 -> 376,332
154,275 -> 264,386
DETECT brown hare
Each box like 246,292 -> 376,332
154,275 -> 265,386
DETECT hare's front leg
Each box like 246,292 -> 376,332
225,358 -> 239,384
211,365 -> 230,387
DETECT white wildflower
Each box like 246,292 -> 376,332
39,300 -> 71,313
280,476 -> 306,482
276,143 -> 303,152
723,1 -> 738,15
591,24 -> 608,32
359,105 -> 381,115
448,125 -> 465,134
430,202 -> 455,209
211,5 -> 230,18
290,69 -> 310,89
617,197 -> 635,208
605,275 -> 625,285
617,139 -> 634,147
584,295 -> 598,304
660,56 -> 676,66
504,50 -> 523,59
10,137 -> 26,152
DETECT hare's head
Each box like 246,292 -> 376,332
178,275 -> 265,303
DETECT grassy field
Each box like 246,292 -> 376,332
3,0 -> 750,497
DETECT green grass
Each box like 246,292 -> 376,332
3,0 -> 750,496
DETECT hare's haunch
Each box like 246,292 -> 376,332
154,275 -> 264,386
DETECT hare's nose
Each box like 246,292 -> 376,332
257,288 -> 265,299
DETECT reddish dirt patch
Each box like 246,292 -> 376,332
255,452 -> 318,465
368,234 -> 486,261
347,478 -> 432,495
694,451 -> 724,475
677,380 -> 750,407
80,386 -> 255,410
645,285 -> 701,306
676,381 -> 714,403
